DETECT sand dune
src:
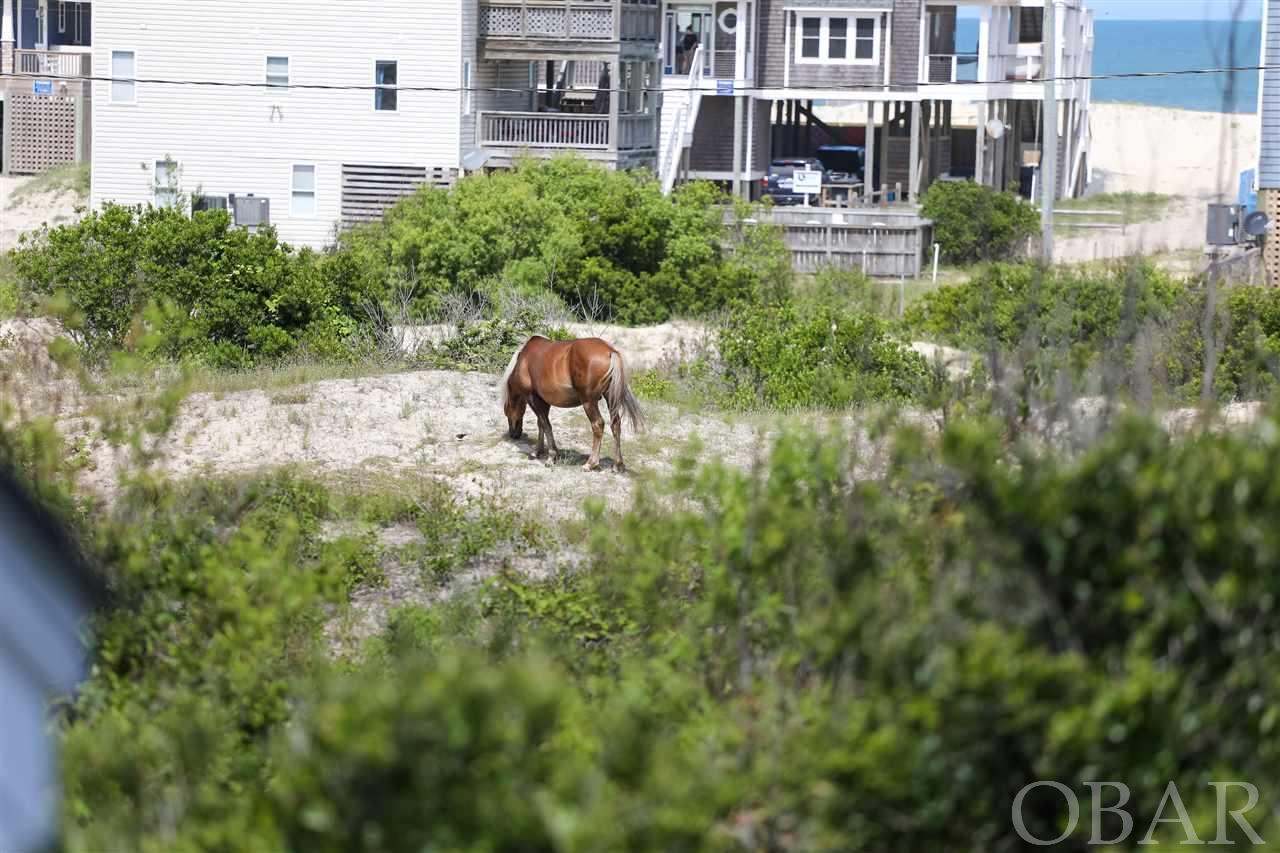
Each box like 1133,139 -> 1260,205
1087,102 -> 1256,200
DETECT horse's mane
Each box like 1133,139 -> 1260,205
498,341 -> 526,408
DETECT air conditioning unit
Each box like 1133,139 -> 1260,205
1207,203 -> 1271,246
191,195 -> 228,214
229,194 -> 270,228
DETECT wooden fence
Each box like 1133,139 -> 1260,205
734,207 -> 933,278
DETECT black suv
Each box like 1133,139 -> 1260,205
761,158 -> 829,206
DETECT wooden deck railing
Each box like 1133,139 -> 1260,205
480,111 -> 611,149
479,0 -> 659,42
617,114 -> 656,150
15,49 -> 90,78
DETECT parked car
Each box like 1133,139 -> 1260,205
762,158 -> 829,205
814,145 -> 866,184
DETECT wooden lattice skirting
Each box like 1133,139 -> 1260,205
341,164 -> 456,229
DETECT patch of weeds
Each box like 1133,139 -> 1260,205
270,390 -> 311,406
321,532 -> 386,594
411,486 -> 523,587
631,368 -> 674,402
287,410 -> 306,427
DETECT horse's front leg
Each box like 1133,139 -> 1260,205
582,400 -> 605,471
530,396 -> 557,462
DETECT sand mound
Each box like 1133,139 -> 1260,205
396,320 -> 715,371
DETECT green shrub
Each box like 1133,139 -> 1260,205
720,302 -> 928,408
11,205 -> 364,362
339,158 -> 784,324
920,180 -> 1039,263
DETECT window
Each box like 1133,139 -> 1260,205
154,159 -> 179,209
266,56 -> 289,87
462,61 -> 473,115
57,1 -> 66,33
794,14 -> 877,64
291,165 -> 316,217
800,17 -> 820,58
375,60 -> 398,111
1018,7 -> 1043,43
111,50 -> 135,103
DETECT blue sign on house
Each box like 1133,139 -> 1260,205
33,80 -> 53,95
716,79 -> 733,95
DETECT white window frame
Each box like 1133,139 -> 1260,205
265,55 -> 290,89
374,59 -> 399,112
793,13 -> 879,65
290,164 -> 317,218
461,60 -> 472,116
153,159 -> 179,209
110,49 -> 137,104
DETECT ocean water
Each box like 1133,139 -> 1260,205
955,19 -> 1261,113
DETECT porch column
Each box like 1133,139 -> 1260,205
909,100 -> 921,200
608,61 -> 620,157
732,0 -> 748,197
1,0 -> 13,75
880,101 -> 890,199
864,100 -> 876,203
975,101 -> 987,188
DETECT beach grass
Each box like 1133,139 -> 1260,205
1057,191 -> 1176,223
7,163 -> 90,209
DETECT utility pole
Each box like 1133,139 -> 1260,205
1041,0 -> 1057,263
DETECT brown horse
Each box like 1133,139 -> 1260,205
500,336 -> 644,472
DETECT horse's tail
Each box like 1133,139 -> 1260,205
606,351 -> 645,433
498,341 -> 525,407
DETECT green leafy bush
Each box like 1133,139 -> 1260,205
339,158 -> 782,324
720,302 -> 928,408
920,180 -> 1039,263
11,205 -> 368,363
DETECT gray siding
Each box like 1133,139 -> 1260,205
688,95 -> 767,173
757,0 -> 920,91
1262,2 -> 1280,187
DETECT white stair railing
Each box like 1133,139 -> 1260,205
659,45 -> 704,195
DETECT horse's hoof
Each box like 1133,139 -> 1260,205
615,464 -> 627,475
583,461 -> 600,472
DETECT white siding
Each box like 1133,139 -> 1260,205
90,0 -> 465,248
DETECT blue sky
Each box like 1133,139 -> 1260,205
1088,0 -> 1262,20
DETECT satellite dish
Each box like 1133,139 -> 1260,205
1244,210 -> 1271,238
985,118 -> 1006,140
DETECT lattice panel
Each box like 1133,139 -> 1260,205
7,95 -> 77,175
526,7 -> 566,36
481,6 -> 522,35
570,8 -> 612,38
1262,189 -> 1280,286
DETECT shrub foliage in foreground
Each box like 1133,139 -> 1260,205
25,403 -> 1280,850
905,260 -> 1280,401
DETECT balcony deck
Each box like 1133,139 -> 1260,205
478,111 -> 658,168
479,0 -> 660,59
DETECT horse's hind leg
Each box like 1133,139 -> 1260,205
610,410 -> 626,474
583,400 -> 605,471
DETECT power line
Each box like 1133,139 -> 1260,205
2,60 -> 1276,95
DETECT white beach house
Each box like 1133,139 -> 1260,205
89,0 -> 662,248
